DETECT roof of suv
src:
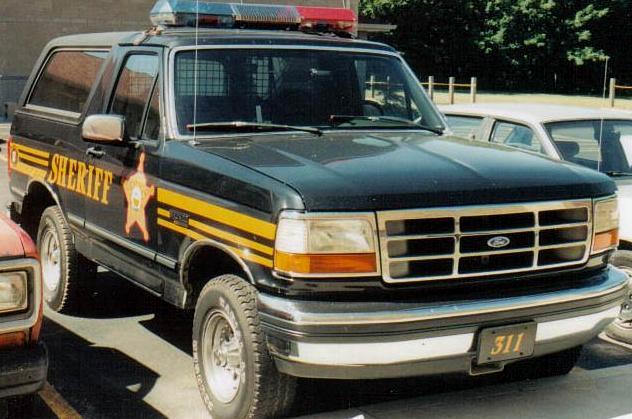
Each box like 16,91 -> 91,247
47,28 -> 396,52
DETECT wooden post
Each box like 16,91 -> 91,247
428,76 -> 434,101
448,77 -> 455,105
609,78 -> 616,108
470,77 -> 477,103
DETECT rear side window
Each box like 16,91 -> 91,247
111,54 -> 159,138
29,50 -> 108,114
491,121 -> 544,154
445,115 -> 485,140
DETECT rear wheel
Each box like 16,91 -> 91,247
193,275 -> 296,419
37,206 -> 96,313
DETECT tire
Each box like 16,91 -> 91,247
503,346 -> 582,380
606,249 -> 632,343
37,206 -> 96,313
6,395 -> 35,418
193,275 -> 296,419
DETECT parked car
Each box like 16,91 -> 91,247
8,2 -> 627,418
0,212 -> 47,412
441,103 -> 632,342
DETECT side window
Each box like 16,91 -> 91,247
142,81 -> 161,141
111,54 -> 159,139
445,115 -> 485,140
491,121 -> 543,154
29,50 -> 108,114
357,59 -> 419,120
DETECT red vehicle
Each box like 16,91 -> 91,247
0,213 -> 47,408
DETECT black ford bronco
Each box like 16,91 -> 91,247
7,2 -> 629,418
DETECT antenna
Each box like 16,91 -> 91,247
597,56 -> 610,172
192,0 -> 200,144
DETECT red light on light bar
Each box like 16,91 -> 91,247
296,6 -> 357,32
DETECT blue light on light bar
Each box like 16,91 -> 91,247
151,0 -> 235,27
150,0 -> 300,28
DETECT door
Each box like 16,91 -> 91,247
83,51 -> 163,291
13,49 -> 109,229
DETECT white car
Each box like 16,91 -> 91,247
441,103 -> 632,340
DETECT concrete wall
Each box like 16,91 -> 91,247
0,0 -> 358,119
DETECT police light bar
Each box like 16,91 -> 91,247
296,6 -> 357,32
150,0 -> 357,34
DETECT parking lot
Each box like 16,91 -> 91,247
1,146 -> 632,419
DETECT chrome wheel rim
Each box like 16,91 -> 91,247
202,310 -> 243,403
41,227 -> 61,293
617,267 -> 632,324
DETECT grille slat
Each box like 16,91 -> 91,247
379,200 -> 592,283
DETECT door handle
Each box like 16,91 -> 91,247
86,147 -> 106,158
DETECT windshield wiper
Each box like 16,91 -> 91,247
603,170 -> 632,177
329,115 -> 444,135
187,121 -> 323,136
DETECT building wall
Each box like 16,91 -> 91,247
0,0 -> 357,118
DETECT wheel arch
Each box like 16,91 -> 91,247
618,240 -> 632,251
20,179 -> 60,238
180,239 -> 256,307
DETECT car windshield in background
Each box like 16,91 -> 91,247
173,49 -> 444,135
545,120 -> 632,175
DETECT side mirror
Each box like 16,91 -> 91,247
82,115 -> 125,145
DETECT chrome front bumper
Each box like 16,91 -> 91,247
259,267 -> 628,379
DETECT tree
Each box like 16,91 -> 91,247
361,0 -> 611,92
478,0 -> 609,90
360,0 -> 484,82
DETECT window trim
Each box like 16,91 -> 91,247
139,75 -> 162,144
108,51 -> 160,140
25,47 -> 110,122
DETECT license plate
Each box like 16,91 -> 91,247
477,322 -> 537,364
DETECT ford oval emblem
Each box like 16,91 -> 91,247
487,236 -> 511,249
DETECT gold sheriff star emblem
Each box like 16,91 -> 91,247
123,153 -> 155,242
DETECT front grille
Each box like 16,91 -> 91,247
378,200 -> 592,283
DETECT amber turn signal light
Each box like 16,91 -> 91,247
592,229 -> 619,253
274,251 -> 377,275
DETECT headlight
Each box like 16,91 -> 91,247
592,197 -> 619,254
0,271 -> 28,313
274,212 -> 379,276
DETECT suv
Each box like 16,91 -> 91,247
7,2 -> 629,418
0,213 -> 47,410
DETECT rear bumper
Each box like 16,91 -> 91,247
0,342 -> 48,399
258,267 -> 628,379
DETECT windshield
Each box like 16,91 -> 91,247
173,49 -> 444,135
545,120 -> 632,175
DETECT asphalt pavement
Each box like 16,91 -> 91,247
1,155 -> 632,418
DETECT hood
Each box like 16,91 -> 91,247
0,214 -> 26,258
198,131 -> 616,211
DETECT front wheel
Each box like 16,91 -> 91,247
193,275 -> 296,419
37,206 -> 96,313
